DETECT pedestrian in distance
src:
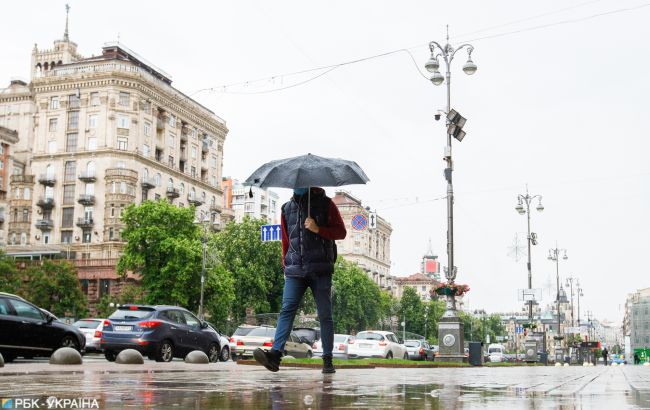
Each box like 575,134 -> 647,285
634,353 -> 640,365
254,187 -> 347,374
602,348 -> 609,366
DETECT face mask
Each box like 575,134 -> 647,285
293,188 -> 308,196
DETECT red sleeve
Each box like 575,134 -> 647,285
318,201 -> 347,241
281,213 -> 288,269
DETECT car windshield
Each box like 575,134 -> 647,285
247,327 -> 276,337
489,348 -> 503,354
356,332 -> 385,341
233,327 -> 256,336
334,335 -> 347,343
404,341 -> 421,348
109,308 -> 154,320
73,320 -> 101,329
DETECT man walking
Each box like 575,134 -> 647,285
254,187 -> 346,374
602,347 -> 609,366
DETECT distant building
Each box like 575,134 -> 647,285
421,240 -> 441,281
393,273 -> 439,301
221,177 -> 279,224
624,288 -> 650,354
332,190 -> 394,290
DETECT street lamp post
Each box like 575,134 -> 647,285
193,210 -> 218,320
515,187 -> 544,321
424,28 -> 477,363
576,281 -> 583,327
548,245 -> 568,362
565,276 -> 577,327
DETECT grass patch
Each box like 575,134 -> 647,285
484,362 -> 545,367
280,358 -> 470,368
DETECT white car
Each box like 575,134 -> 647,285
72,318 -> 106,353
313,334 -> 354,359
487,343 -> 506,363
347,331 -> 408,360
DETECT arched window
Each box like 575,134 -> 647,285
46,164 -> 53,178
190,187 -> 196,199
168,178 -> 173,188
43,62 -> 49,71
154,173 -> 161,186
87,161 -> 96,177
20,233 -> 27,245
179,183 -> 185,194
24,187 -> 30,200
201,192 -> 206,202
211,196 -> 215,206
143,168 -> 149,180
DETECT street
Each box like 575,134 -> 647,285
2,358 -> 650,409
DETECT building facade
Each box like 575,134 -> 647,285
0,25 -> 228,307
332,190 -> 394,290
392,272 -> 439,301
222,178 -> 279,224
624,288 -> 650,354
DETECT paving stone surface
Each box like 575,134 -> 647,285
1,358 -> 649,409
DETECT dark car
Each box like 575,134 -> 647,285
293,327 -> 321,346
0,292 -> 85,362
100,305 -> 221,362
404,339 -> 435,361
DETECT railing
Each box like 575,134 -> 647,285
78,171 -> 97,181
35,219 -> 54,230
36,197 -> 55,208
76,218 -> 94,227
78,194 -> 95,205
105,168 -> 138,179
10,175 -> 35,183
38,174 -> 57,186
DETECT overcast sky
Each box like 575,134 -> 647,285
3,1 -> 649,324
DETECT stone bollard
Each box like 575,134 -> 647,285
582,362 -> 589,367
49,347 -> 83,365
643,362 -> 650,367
283,355 -> 295,360
116,349 -> 144,364
555,362 -> 562,367
185,350 -> 209,364
611,362 -> 618,367
563,363 -> 570,367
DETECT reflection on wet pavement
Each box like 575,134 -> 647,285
2,362 -> 650,409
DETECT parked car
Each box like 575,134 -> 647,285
405,339 -> 435,361
487,343 -> 506,363
72,318 -> 106,353
206,322 -> 231,362
229,325 -> 276,359
347,331 -> 407,359
293,327 -> 321,346
229,325 -> 259,360
284,331 -> 313,358
0,292 -> 86,362
100,305 -> 222,362
313,334 -> 354,359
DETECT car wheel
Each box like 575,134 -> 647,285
219,346 -> 230,362
155,340 -> 174,362
385,351 -> 393,359
60,335 -> 79,351
104,351 -> 117,362
306,351 -> 313,359
207,343 -> 220,363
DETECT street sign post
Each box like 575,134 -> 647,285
368,211 -> 377,229
261,224 -> 282,242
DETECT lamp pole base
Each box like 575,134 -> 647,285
437,295 -> 465,363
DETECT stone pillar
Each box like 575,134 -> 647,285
437,295 -> 466,363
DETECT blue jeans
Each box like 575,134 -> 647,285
272,272 -> 334,357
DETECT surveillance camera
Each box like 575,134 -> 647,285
434,113 -> 441,121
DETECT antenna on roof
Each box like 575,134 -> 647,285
64,4 -> 71,41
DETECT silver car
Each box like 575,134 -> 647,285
313,334 -> 353,359
72,318 -> 106,353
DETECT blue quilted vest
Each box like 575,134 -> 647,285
282,191 -> 337,277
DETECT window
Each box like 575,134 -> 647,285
142,100 -> 151,112
62,208 -> 74,228
191,166 -> 196,178
179,183 -> 185,194
43,232 -> 50,244
109,228 -> 114,240
61,230 -> 72,244
10,233 -> 16,245
119,92 -> 130,107
85,182 -> 95,195
84,206 -> 93,221
191,146 -> 197,159
211,155 -> 217,168
120,182 -> 126,194
87,137 -> 96,150
117,137 -> 128,150
45,186 -> 54,199
110,205 -> 115,217
182,312 -> 201,329
167,178 -> 174,189
144,121 -> 151,136
169,115 -> 176,127
22,209 -> 29,222
69,94 -> 80,109
64,161 -> 76,182
63,185 -> 75,205
48,118 -> 58,132
82,230 -> 91,243
66,133 -> 78,152
10,299 -> 43,320
48,140 -> 57,153
143,144 -> 150,157
67,111 -> 79,130
50,97 -> 60,110
23,187 -> 30,200
190,188 -> 196,200
80,279 -> 89,295
168,156 -> 174,168
90,92 -> 100,106
168,132 -> 175,147
117,114 -> 129,129
88,114 -> 98,129
99,279 -> 110,298
141,190 -> 148,202
14,187 -> 20,199
154,173 -> 161,186
155,193 -> 160,201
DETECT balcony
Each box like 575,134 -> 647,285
156,117 -> 165,131
76,217 -> 94,228
187,195 -> 204,206
78,194 -> 95,205
78,171 -> 96,182
141,176 -> 156,189
209,204 -> 221,213
10,175 -> 35,184
35,219 -> 54,230
202,139 -> 209,153
200,161 -> 208,171
38,174 -> 56,186
180,150 -> 188,161
166,187 -> 180,199
36,197 -> 55,209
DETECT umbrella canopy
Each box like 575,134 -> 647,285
244,153 -> 369,189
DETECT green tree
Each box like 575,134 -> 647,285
204,264 -> 236,330
116,282 -> 146,305
332,258 -> 381,334
399,286 -> 425,337
0,251 -> 21,294
24,261 -> 87,319
95,295 -> 117,318
379,291 -> 399,330
424,299 -> 446,343
211,217 -> 284,324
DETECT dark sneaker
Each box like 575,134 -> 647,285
322,355 -> 336,374
254,348 -> 281,372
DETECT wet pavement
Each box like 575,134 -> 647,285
2,359 -> 650,409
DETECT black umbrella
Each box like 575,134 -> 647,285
244,153 -> 369,215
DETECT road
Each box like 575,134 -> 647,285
1,358 -> 650,409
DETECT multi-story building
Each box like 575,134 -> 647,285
0,21 -> 228,306
222,178 -> 279,224
332,190 -> 393,290
393,273 -> 438,301
624,288 -> 650,353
